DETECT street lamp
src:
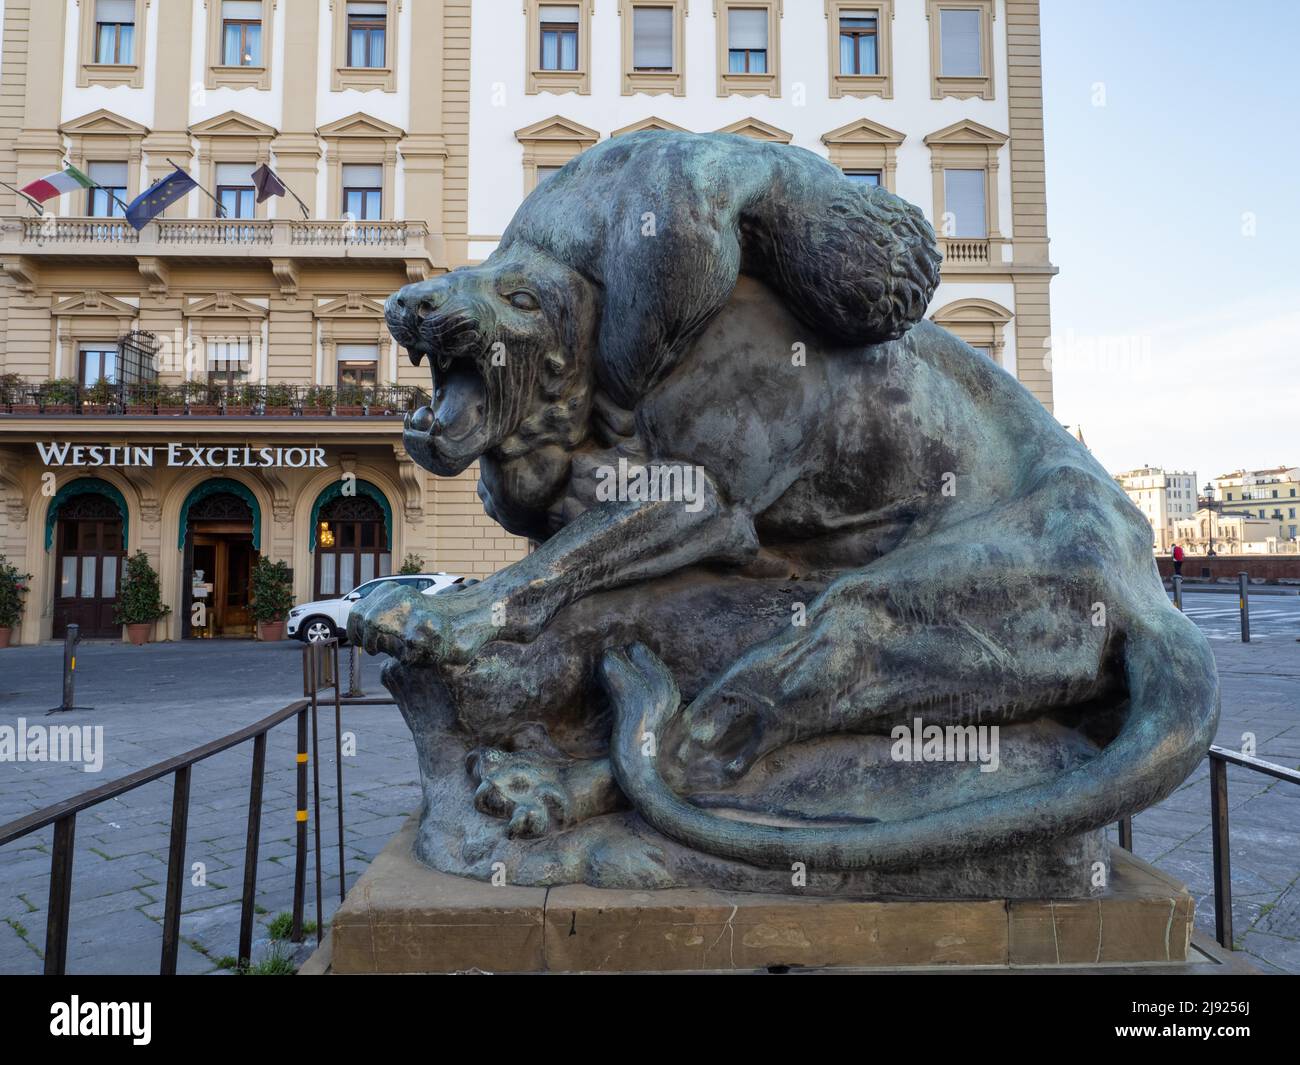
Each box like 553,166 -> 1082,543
1203,481 -> 1218,557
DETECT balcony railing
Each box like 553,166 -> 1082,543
2,216 -> 433,259
0,379 -> 429,418
939,238 -> 991,266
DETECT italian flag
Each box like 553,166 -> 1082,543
20,164 -> 95,204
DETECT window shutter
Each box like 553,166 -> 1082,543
347,2 -> 388,13
338,344 -> 379,362
97,0 -> 137,22
944,169 -> 986,238
539,4 -> 580,22
342,164 -> 383,188
222,1 -> 264,19
633,6 -> 674,68
88,161 -> 129,186
215,162 -> 255,187
728,8 -> 768,49
940,8 -> 982,76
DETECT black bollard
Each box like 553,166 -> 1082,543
1172,574 -> 1183,611
1238,572 -> 1250,643
47,624 -> 91,715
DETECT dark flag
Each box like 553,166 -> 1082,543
251,163 -> 287,204
125,168 -> 198,231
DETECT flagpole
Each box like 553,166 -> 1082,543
0,181 -> 46,216
281,179 -> 311,220
167,157 -> 227,219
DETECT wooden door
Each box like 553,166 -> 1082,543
53,496 -> 124,638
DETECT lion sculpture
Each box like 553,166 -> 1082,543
351,132 -> 1219,897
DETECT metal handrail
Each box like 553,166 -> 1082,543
1117,744 -> 1300,952
0,640 -> 379,975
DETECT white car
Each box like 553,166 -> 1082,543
286,573 -> 476,644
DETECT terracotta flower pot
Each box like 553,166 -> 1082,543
258,620 -> 285,642
0,626 -> 11,648
335,405 -> 365,417
126,622 -> 151,646
187,404 -> 222,416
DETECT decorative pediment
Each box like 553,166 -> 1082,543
930,298 -> 1013,325
60,109 -> 150,138
821,117 -> 906,148
716,117 -> 792,144
317,112 -> 406,140
923,119 -> 1009,148
189,110 -> 279,139
611,116 -> 689,137
316,292 -> 388,318
183,293 -> 270,318
52,290 -> 140,317
514,116 -> 600,147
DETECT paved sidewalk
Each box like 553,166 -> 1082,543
1,621 -> 1297,974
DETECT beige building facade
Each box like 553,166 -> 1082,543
1114,466 -> 1197,553
0,0 -> 526,645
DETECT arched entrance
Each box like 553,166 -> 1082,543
51,487 -> 126,638
312,490 -> 392,599
179,479 -> 260,638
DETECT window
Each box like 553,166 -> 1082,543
222,1 -> 264,66
342,164 -> 383,219
728,9 -> 767,73
79,346 -> 118,387
929,299 -> 1013,369
716,1 -> 779,97
621,1 -> 685,95
95,0 -> 136,64
215,163 -> 256,219
208,0 -> 272,88
78,0 -> 145,87
515,115 -> 598,194
87,162 -> 128,218
843,169 -> 882,186
940,8 -> 981,75
943,169 -> 986,238
315,495 -> 391,600
927,1 -> 994,100
346,2 -> 386,67
535,166 -> 562,186
207,338 -> 252,388
633,6 -> 673,70
527,1 -> 590,93
840,11 -> 876,74
827,1 -> 891,98
541,5 -> 579,71
337,343 -> 379,394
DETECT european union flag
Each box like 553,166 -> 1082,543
125,168 -> 198,231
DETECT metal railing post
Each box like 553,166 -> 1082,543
43,815 -> 76,975
160,766 -> 192,975
334,642 -> 347,902
238,731 -> 268,968
1238,572 -> 1250,642
1210,753 -> 1233,949
292,707 -> 308,943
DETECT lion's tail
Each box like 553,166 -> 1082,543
603,617 -> 1218,871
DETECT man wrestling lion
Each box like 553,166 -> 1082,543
350,132 -> 1218,896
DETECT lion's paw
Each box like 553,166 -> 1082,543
466,748 -> 573,840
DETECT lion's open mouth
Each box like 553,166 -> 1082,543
403,348 -> 491,476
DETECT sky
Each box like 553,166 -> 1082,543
1039,0 -> 1300,484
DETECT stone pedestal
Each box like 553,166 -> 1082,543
321,815 -> 1196,974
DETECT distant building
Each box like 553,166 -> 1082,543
1114,466 -> 1198,552
1172,508 -> 1294,556
1212,467 -> 1300,541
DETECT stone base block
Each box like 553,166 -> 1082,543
327,815 -> 1195,974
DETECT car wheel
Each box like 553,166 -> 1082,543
302,618 -> 335,644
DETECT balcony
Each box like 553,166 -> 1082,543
0,378 -> 429,419
938,238 -> 991,267
0,215 -> 441,274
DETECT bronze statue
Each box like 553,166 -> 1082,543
351,132 -> 1219,896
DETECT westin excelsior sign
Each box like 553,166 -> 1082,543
36,442 -> 328,468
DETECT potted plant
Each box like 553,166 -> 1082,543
157,383 -> 187,416
399,552 -> 425,575
185,379 -> 221,416
82,376 -> 116,414
0,372 -> 34,414
302,385 -> 334,418
124,384 -> 158,416
335,383 -> 366,417
0,554 -> 32,648
113,550 -> 171,645
224,381 -> 258,416
251,557 -> 294,641
40,377 -> 79,414
263,383 -> 294,417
